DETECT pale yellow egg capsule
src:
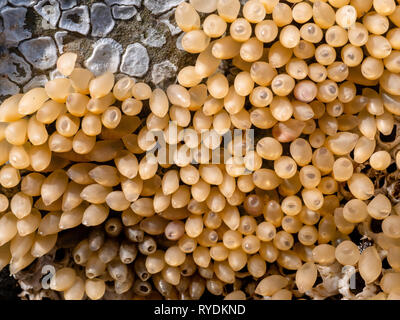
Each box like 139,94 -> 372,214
89,72 -> 114,99
69,68 -> 94,95
255,20 -> 278,43
45,78 -> 73,103
230,18 -> 252,43
190,0 -> 217,13
243,0 -> 266,23
359,246 -> 382,284
373,0 -> 396,16
113,76 -> 134,101
292,2 -> 313,23
18,88 -> 49,116
182,30 -> 210,53
178,66 -> 203,87
272,3 -> 293,27
175,2 -> 200,32
335,5 -> 357,28
203,14 -> 227,38
296,262 -> 317,293
217,0 -> 240,22
280,25 -> 300,49
57,52 -> 77,76
335,240 -> 360,266
367,194 -> 392,220
347,173 -> 374,200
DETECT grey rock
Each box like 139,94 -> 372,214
105,0 -> 141,6
0,53 -> 31,84
0,0 -> 6,9
140,27 -> 166,48
0,78 -> 19,97
0,7 -> 31,47
120,43 -> 149,77
151,60 -> 177,85
54,31 -> 68,53
91,3 -> 115,37
144,0 -> 183,15
160,8 -> 181,35
34,0 -> 61,27
85,38 -> 123,76
59,0 -> 76,10
23,75 -> 48,92
111,5 -> 137,20
8,0 -> 37,6
49,68 -> 65,80
59,5 -> 90,35
19,36 -> 57,70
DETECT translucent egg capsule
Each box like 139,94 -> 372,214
313,1 -> 335,28
295,262 -> 317,293
50,267 -> 76,292
175,2 -> 200,32
45,78 -> 73,103
69,68 -> 94,95
240,37 -> 263,62
347,173 -> 374,200
0,212 -> 18,246
0,94 -> 24,122
366,35 -> 392,59
382,215 -> 400,239
367,194 -> 392,220
217,0 -> 240,22
230,18 -> 252,43
272,2 -> 292,27
300,23 -> 323,43
268,41 -> 293,68
212,36 -> 241,60
182,30 -> 210,53
5,119 -> 28,146
18,88 -> 49,115
325,132 -> 358,156
359,246 -> 382,284
89,72 -> 114,99
373,0 -> 396,16
292,2 -> 313,23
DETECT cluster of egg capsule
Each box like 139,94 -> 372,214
0,0 -> 400,300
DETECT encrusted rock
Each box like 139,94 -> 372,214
23,75 -> 48,92
120,43 -> 149,77
0,53 -> 31,84
91,3 -> 115,37
85,38 -> 123,76
54,31 -> 68,54
0,77 -> 19,97
59,5 -> 90,35
8,0 -> 37,6
0,7 -> 31,47
160,8 -> 181,35
34,0 -> 61,27
111,5 -> 137,20
19,36 -> 58,70
59,0 -> 76,10
144,0 -> 184,15
105,0 -> 141,6
151,60 -> 177,85
140,27 -> 166,48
